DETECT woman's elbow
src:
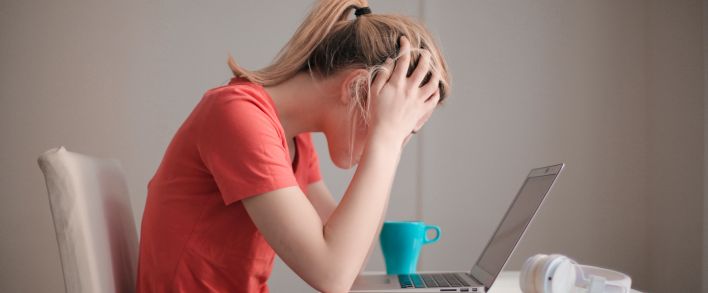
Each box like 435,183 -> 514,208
312,278 -> 354,293
309,266 -> 358,293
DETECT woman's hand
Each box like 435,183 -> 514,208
368,35 -> 442,147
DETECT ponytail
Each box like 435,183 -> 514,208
228,0 -> 450,102
228,0 -> 368,86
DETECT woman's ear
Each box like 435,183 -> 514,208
338,68 -> 369,105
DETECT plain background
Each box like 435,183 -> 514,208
0,0 -> 705,292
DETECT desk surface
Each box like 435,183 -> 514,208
491,271 -> 642,293
488,271 -> 524,292
357,271 -> 642,293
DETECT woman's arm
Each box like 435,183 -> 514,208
306,180 -> 337,224
243,135 -> 401,292
242,36 -> 441,292
307,178 -> 389,275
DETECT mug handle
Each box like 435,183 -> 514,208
423,225 -> 441,245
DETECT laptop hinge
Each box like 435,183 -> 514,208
465,272 -> 485,287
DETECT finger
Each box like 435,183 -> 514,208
390,35 -> 412,85
420,69 -> 441,99
409,50 -> 431,87
423,89 -> 441,110
402,132 -> 414,147
371,58 -> 393,94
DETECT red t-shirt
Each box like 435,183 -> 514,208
137,76 -> 322,292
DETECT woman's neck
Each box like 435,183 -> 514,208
263,72 -> 337,141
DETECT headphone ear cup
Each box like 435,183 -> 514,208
537,254 -> 567,293
549,259 -> 576,293
520,254 -> 546,293
530,255 -> 551,293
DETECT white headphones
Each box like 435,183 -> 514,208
519,254 -> 632,293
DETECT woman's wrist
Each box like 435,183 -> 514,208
367,127 -> 406,150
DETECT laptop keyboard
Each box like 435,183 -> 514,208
398,273 -> 471,288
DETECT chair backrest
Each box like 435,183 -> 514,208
38,146 -> 138,293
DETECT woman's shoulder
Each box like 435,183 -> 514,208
195,76 -> 282,134
203,76 -> 270,105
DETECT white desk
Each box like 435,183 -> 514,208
488,271 -> 526,292
355,271 -> 642,292
490,271 -> 642,293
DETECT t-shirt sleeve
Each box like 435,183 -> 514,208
305,134 -> 323,184
198,95 -> 298,205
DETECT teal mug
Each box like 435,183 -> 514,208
380,221 -> 441,275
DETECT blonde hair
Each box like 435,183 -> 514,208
228,0 -> 451,165
228,0 -> 450,99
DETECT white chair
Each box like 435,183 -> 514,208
37,146 -> 138,293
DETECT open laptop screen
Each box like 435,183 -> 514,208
470,164 -> 562,288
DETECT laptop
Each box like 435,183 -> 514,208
351,163 -> 565,293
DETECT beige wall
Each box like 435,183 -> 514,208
704,1 -> 708,291
0,0 -> 703,292
422,0 -> 652,288
646,0 -> 704,292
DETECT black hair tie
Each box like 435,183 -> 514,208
354,6 -> 372,17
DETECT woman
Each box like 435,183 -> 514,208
136,0 -> 451,292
